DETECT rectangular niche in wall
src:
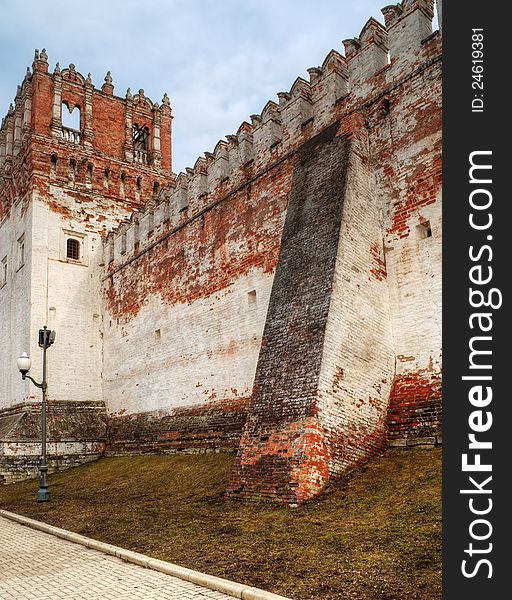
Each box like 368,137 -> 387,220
17,235 -> 25,270
417,221 -> 432,240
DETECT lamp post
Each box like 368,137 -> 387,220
17,326 -> 56,502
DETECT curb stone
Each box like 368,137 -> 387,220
0,509 -> 292,600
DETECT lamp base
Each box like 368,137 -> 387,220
37,488 -> 51,502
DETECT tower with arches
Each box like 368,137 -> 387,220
0,50 -> 173,469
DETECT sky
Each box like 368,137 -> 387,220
0,0 -> 437,174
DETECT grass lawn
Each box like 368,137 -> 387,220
0,447 -> 441,600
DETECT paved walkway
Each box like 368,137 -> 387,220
0,515 -> 233,600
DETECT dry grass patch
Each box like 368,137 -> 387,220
0,447 -> 441,600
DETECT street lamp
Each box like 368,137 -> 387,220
17,326 -> 56,502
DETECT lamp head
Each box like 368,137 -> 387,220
17,352 -> 31,376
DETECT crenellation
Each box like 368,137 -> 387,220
317,50 -> 347,88
383,0 -> 434,66
153,192 -> 170,234
312,54 -> 349,131
359,18 -> 389,75
105,231 -> 114,264
170,174 -> 189,218
187,157 -> 208,211
211,140 -> 230,184
235,121 -> 254,166
278,77 -> 313,147
381,3 -> 404,29
115,220 -> 129,259
125,212 -> 139,255
251,101 -> 282,168
137,208 -> 154,247
343,18 -> 389,93
342,37 -> 360,59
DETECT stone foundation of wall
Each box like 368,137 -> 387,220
106,397 -> 249,454
386,369 -> 442,446
0,401 -> 107,483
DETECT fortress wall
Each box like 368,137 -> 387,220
101,22 -> 354,452
102,2 -> 442,498
103,157 -> 291,452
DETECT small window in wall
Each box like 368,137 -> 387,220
417,221 -> 432,240
86,163 -> 94,188
1,256 -> 7,287
66,237 -> 80,260
17,235 -> 25,270
50,154 -> 58,178
120,173 -> 126,197
61,230 -> 86,265
248,290 -> 257,305
69,158 -> 77,182
135,176 -> 142,201
153,182 -> 159,197
104,168 -> 110,190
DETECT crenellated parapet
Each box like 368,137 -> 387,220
104,0 -> 441,271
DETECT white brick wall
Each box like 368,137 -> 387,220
102,268 -> 274,415
318,140 -> 395,473
0,197 -> 33,409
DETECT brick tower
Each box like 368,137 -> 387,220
0,50 -> 173,479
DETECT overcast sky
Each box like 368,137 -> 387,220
0,1 -> 437,173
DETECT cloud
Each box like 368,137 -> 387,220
0,1 -> 437,173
